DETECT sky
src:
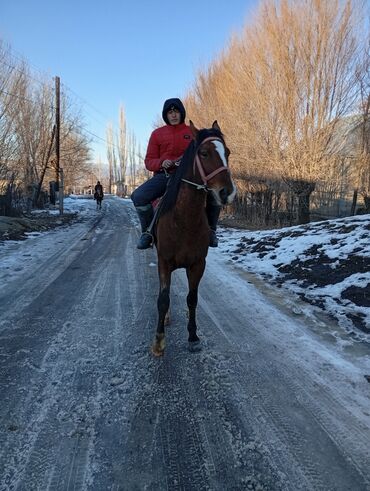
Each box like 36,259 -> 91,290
0,0 -> 257,163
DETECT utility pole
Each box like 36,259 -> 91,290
59,168 -> 64,214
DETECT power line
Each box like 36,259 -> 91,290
82,127 -> 144,160
0,86 -> 136,156
62,96 -> 116,134
1,46 -> 144,160
2,46 -> 127,128
1,45 -> 115,130
3,46 -> 53,82
0,87 -> 54,108
0,88 -> 142,160
62,83 -> 115,124
61,82 -> 124,137
0,58 -> 52,88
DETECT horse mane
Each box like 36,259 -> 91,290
158,127 -> 225,217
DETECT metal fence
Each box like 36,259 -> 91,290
0,183 -> 49,216
229,180 -> 362,228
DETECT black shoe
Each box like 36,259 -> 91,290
209,230 -> 218,247
137,232 -> 153,249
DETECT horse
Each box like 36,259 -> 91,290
151,120 -> 236,356
94,190 -> 103,210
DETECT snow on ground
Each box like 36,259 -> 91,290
217,214 -> 370,339
0,196 -> 98,296
1,196 -> 369,345
31,194 -> 96,217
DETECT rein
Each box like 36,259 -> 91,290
181,178 -> 207,191
182,136 -> 229,191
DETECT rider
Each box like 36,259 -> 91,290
131,97 -> 221,249
94,180 -> 103,197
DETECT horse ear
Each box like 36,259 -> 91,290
212,120 -> 221,132
189,120 -> 199,140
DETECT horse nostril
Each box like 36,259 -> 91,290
219,188 -> 229,204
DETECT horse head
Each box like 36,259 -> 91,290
189,120 -> 236,206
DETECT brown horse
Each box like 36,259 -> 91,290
152,121 -> 236,356
94,190 -> 103,210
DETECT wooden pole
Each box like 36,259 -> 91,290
59,168 -> 64,215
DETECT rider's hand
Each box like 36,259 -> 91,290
161,159 -> 174,170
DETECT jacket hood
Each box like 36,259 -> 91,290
162,98 -> 186,125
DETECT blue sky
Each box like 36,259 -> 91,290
0,0 -> 257,162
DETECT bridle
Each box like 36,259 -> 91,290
182,136 -> 229,191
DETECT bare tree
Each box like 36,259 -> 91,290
116,105 -> 127,196
58,90 -> 92,182
0,38 -> 93,213
353,34 -> 370,212
12,70 -> 55,192
106,123 -> 116,194
0,42 -> 25,185
126,130 -> 137,195
185,0 -> 367,225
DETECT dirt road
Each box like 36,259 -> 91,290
0,198 -> 369,490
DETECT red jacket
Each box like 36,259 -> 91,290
145,123 -> 193,173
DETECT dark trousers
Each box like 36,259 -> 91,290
131,172 -> 220,209
131,172 -> 169,207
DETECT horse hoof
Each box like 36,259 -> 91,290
188,340 -> 202,353
151,346 -> 164,357
151,335 -> 165,357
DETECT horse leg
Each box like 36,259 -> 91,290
186,259 -> 206,352
164,308 -> 171,326
152,260 -> 172,357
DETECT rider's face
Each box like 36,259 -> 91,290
167,108 -> 181,125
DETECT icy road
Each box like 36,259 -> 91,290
0,197 -> 369,490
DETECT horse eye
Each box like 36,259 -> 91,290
200,151 -> 208,158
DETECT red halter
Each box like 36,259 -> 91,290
194,137 -> 229,185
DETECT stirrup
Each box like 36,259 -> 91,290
209,230 -> 218,248
137,232 -> 153,250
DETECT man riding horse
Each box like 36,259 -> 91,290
131,98 -> 221,249
94,180 -> 104,209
